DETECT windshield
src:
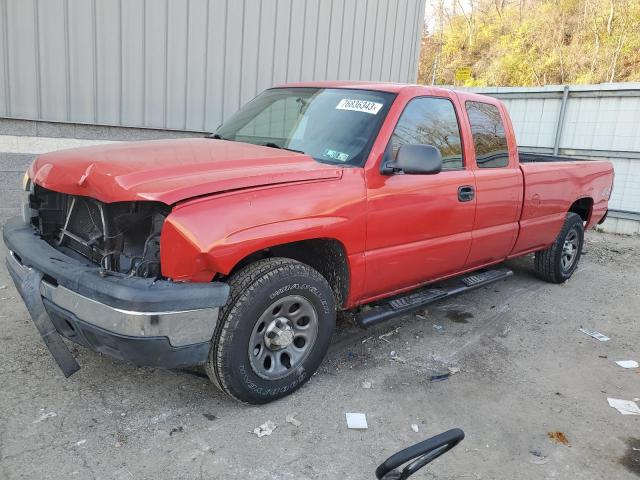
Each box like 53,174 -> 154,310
214,88 -> 395,166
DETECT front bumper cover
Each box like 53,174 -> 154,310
3,217 -> 230,373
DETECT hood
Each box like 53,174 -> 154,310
29,138 -> 343,204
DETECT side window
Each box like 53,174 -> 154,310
465,101 -> 509,168
390,97 -> 464,170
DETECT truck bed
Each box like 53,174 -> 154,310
519,152 -> 592,163
510,157 -> 613,256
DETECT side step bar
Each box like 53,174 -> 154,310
355,268 -> 513,328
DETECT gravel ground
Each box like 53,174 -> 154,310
0,150 -> 639,479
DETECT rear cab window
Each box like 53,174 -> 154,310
390,97 -> 464,171
465,101 -> 509,168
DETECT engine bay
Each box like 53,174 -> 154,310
29,185 -> 169,278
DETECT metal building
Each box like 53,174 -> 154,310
0,0 -> 425,132
468,84 -> 640,234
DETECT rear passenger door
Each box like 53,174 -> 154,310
463,100 -> 523,267
364,96 -> 477,299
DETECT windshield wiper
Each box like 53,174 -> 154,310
207,133 -> 227,140
263,142 -> 305,154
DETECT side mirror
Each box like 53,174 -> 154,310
383,144 -> 443,175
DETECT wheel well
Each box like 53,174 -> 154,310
569,197 -> 593,223
229,238 -> 350,309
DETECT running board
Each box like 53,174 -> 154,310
355,268 -> 513,328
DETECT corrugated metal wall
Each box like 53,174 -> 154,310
0,0 -> 425,132
466,84 -> 640,231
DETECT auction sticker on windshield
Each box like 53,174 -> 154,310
336,98 -> 383,115
324,149 -> 350,162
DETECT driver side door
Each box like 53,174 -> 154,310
362,96 -> 476,300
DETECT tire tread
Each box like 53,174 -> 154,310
534,212 -> 583,283
205,257 -> 332,403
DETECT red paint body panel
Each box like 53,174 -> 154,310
29,138 -> 341,204
362,88 -> 476,299
510,160 -> 613,255
161,168 -> 366,285
461,98 -> 524,267
363,169 -> 476,298
29,82 -> 614,309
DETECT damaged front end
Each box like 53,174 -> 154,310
27,185 -> 169,278
4,182 -> 230,374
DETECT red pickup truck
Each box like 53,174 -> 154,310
3,82 -> 613,403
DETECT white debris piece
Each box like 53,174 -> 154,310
33,412 -> 57,423
285,413 -> 302,428
345,413 -> 368,429
615,360 -> 639,369
362,380 -> 373,389
253,420 -> 277,437
411,424 -> 419,433
391,356 -> 407,364
76,439 -> 87,446
378,327 -> 400,343
607,398 -> 640,416
0,285 -> 6,290
579,328 -> 609,342
448,367 -> 461,375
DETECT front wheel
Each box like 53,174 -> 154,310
534,212 -> 584,283
205,257 -> 336,404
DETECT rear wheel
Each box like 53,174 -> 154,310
534,212 -> 584,283
206,257 -> 336,404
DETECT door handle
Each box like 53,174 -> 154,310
458,185 -> 475,202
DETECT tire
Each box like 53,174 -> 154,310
205,257 -> 336,404
534,212 -> 584,283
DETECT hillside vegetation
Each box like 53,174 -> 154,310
419,0 -> 640,86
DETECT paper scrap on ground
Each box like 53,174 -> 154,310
615,360 -> 639,369
346,413 -> 368,429
411,424 -> 419,433
253,420 -> 277,437
607,398 -> 640,416
285,413 -> 302,428
362,380 -> 372,389
33,412 -> 57,423
378,327 -> 400,343
579,328 -> 610,342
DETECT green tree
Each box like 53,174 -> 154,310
419,0 -> 640,86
